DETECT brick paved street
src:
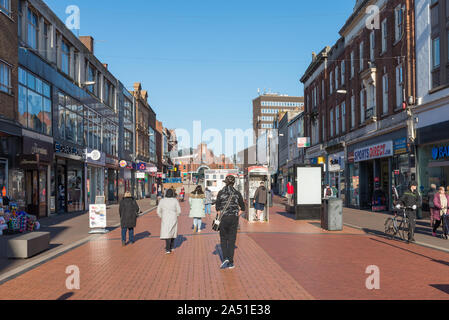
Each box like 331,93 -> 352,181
1,196 -> 449,300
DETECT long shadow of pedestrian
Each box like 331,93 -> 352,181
57,292 -> 74,300
429,284 -> 449,295
213,244 -> 223,261
134,231 -> 151,242
174,235 -> 188,249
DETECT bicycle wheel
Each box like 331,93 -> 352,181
385,218 -> 396,240
398,217 -> 409,241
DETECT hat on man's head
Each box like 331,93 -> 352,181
224,175 -> 235,185
409,181 -> 418,187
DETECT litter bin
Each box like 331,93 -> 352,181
321,198 -> 343,231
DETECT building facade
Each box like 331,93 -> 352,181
301,0 -> 416,211
252,93 -> 304,139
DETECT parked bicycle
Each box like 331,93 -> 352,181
384,204 -> 416,241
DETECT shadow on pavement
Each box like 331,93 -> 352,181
429,284 -> 449,295
134,231 -> 151,242
275,211 -> 296,220
174,235 -> 187,249
213,244 -> 223,261
369,237 -> 449,268
57,292 -> 75,300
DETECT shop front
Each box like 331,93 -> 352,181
85,148 -> 106,206
54,142 -> 85,214
105,156 -> 119,205
136,162 -> 147,200
418,142 -> 449,195
348,129 -> 409,211
119,160 -> 135,201
20,136 -> 54,218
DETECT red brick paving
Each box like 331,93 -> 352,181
0,196 -> 448,300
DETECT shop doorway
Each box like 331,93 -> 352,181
25,168 -> 47,217
360,161 -> 374,209
56,165 -> 66,213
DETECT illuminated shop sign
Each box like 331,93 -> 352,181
432,145 -> 449,160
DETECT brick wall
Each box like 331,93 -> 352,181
0,0 -> 18,121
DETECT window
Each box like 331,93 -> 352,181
18,68 -> 52,135
330,108 -> 334,137
103,120 -> 118,156
335,66 -> 339,89
342,102 -> 346,133
360,89 -> 365,124
61,40 -> 70,75
351,95 -> 355,129
86,63 -> 95,94
322,115 -> 325,142
359,41 -> 364,71
395,5 -> 404,42
432,37 -> 440,69
322,79 -> 325,100
350,51 -> 355,78
0,0 -> 11,16
341,61 -> 345,86
103,80 -> 114,108
336,105 -> 340,135
381,19 -> 387,53
396,65 -> 404,108
85,107 -> 101,150
382,74 -> 389,115
27,8 -> 38,50
370,31 -> 375,61
330,70 -> 333,94
0,61 -> 11,94
58,92 -> 86,145
43,22 -> 50,60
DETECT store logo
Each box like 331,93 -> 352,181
432,145 -> 449,160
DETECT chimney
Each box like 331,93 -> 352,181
79,36 -> 94,54
103,63 -> 108,70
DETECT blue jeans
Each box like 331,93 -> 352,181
122,228 -> 134,243
205,204 -> 212,214
193,218 -> 202,230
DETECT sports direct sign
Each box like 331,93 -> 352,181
354,141 -> 393,162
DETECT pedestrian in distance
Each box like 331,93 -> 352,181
189,185 -> 206,233
428,184 -> 438,228
215,175 -> 245,270
286,181 -> 294,206
397,181 -> 420,243
157,189 -> 181,254
205,188 -> 213,216
433,186 -> 449,239
119,192 -> 140,246
253,182 -> 267,222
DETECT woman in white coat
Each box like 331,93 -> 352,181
157,188 -> 181,254
189,185 -> 206,233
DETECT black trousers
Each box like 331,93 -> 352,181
219,215 -> 239,264
165,238 -> 175,251
406,210 -> 416,240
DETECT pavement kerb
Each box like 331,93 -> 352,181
0,205 -> 157,285
343,222 -> 449,254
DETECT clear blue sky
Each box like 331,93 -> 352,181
44,0 -> 355,155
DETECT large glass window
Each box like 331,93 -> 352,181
149,127 -> 156,163
18,68 -> 52,135
103,120 -> 118,156
432,37 -> 440,69
0,0 -> 11,15
58,92 -> 84,145
86,63 -> 96,94
85,108 -> 102,151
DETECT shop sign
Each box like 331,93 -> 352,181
394,138 -> 408,155
354,141 -> 393,162
432,145 -> 449,161
297,137 -> 311,148
55,142 -> 84,157
328,152 -> 345,172
23,137 -> 54,163
89,204 -> 107,229
105,156 -> 119,167
85,148 -> 105,166
348,151 -> 355,163
119,160 -> 127,168
137,162 -> 147,171
136,172 -> 146,179
146,166 -> 157,173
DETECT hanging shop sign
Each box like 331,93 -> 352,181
297,137 -> 311,148
119,160 -> 127,168
328,152 -> 345,172
136,172 -> 146,179
394,138 -> 408,155
354,141 -> 393,162
85,148 -> 105,166
137,162 -> 147,171
431,144 -> 449,161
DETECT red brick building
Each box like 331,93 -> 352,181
0,0 -> 19,198
301,0 -> 416,210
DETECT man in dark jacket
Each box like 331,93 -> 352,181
253,182 -> 267,221
119,192 -> 140,246
397,181 -> 420,243
215,175 -> 245,270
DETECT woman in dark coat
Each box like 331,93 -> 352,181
119,192 -> 140,246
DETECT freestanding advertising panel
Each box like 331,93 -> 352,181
295,164 -> 323,220
244,166 -> 270,222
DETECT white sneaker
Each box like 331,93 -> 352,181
198,229 -> 202,233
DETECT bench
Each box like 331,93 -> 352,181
6,232 -> 50,259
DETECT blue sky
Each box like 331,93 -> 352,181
44,0 -> 355,155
